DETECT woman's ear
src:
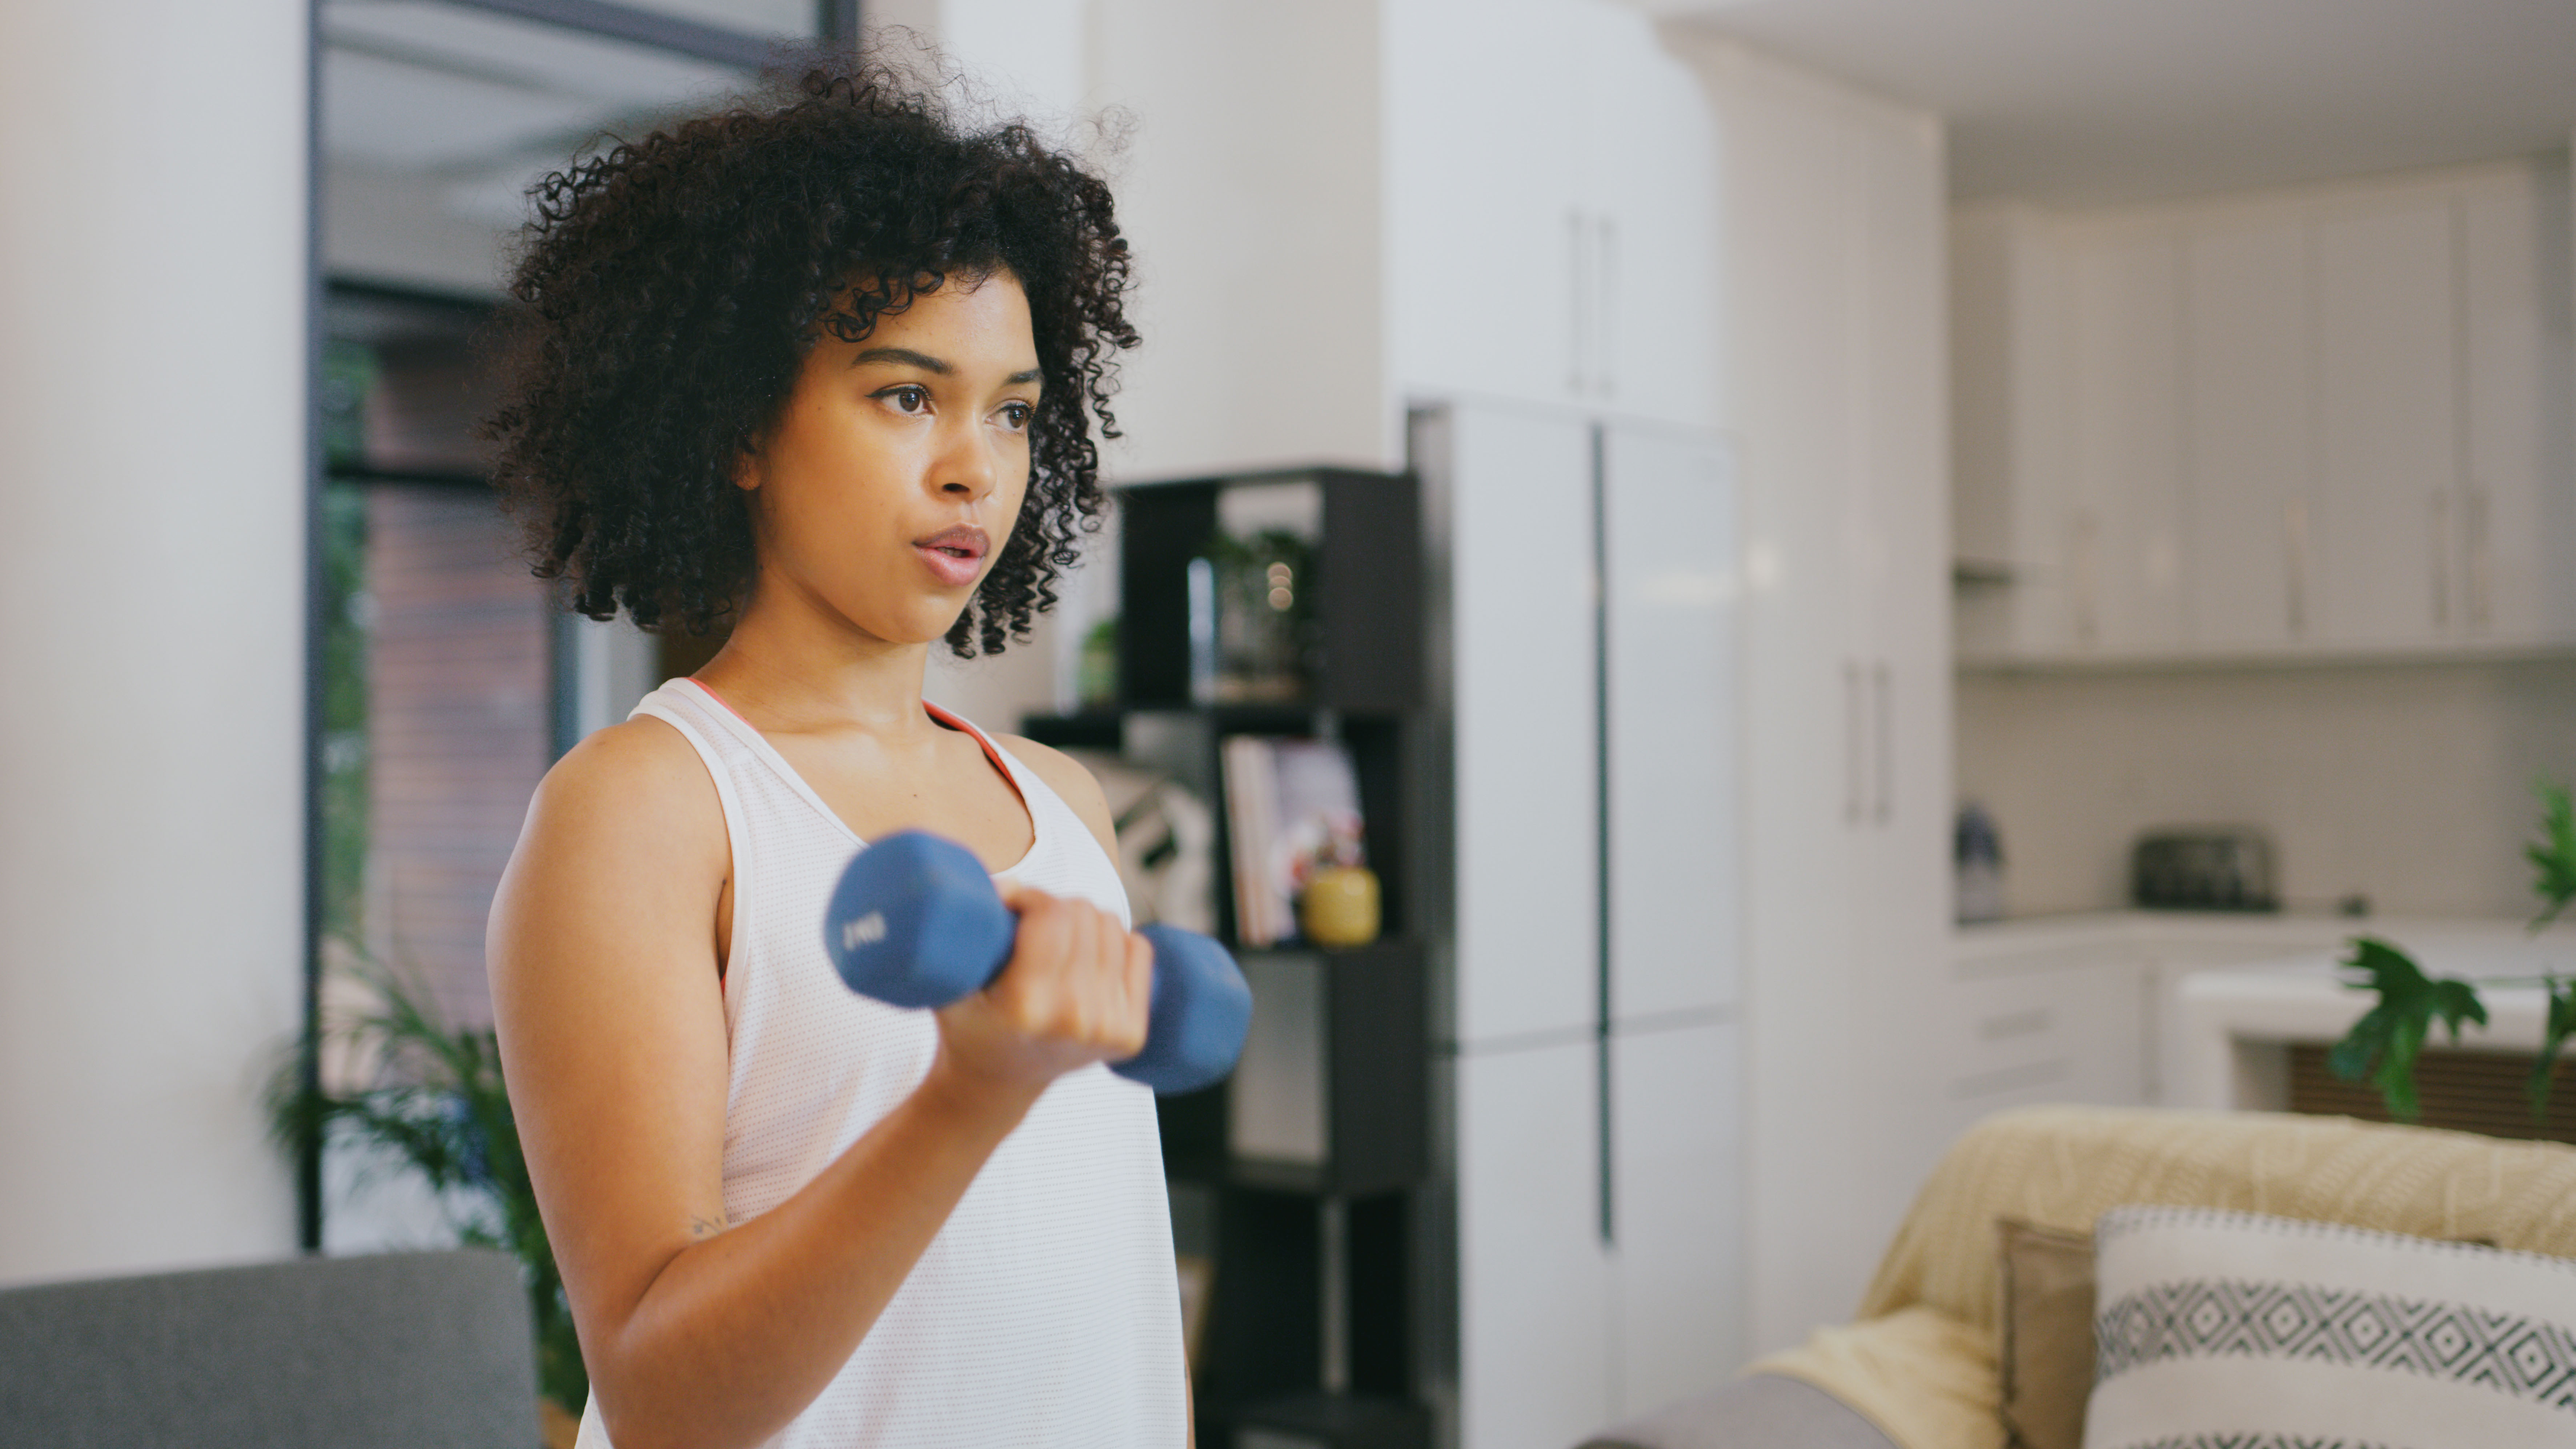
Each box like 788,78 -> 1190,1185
729,446 -> 761,493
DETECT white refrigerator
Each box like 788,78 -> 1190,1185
1423,399 -> 1746,1449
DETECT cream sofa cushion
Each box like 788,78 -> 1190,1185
2085,1206 -> 2576,1449
1748,1107 -> 2576,1449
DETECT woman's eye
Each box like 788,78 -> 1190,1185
879,385 -> 930,414
998,401 -> 1033,431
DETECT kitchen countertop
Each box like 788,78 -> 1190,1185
1955,909 -> 2556,961
2165,923 -> 2570,1109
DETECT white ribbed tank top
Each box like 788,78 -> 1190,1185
575,678 -> 1187,1449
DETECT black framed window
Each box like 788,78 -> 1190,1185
304,0 -> 848,1248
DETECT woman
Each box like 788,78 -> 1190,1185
483,60 -> 1183,1449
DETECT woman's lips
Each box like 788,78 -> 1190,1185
913,525 -> 988,588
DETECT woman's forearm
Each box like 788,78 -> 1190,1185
585,1061 -> 1043,1449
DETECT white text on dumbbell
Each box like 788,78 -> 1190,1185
841,911 -> 887,952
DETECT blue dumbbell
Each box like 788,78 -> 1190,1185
822,830 -> 1253,1095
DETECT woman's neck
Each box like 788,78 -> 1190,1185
689,586 -> 936,739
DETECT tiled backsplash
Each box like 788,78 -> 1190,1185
1957,657 -> 2576,917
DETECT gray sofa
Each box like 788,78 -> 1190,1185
1578,1374 -> 1898,1449
0,1248 -> 539,1448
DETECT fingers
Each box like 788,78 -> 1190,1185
951,886 -> 1150,1078
1123,931 -> 1155,1035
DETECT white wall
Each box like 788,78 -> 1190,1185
1959,659 -> 2576,919
0,0 -> 309,1283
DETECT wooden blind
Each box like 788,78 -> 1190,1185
2288,1044 -> 2576,1147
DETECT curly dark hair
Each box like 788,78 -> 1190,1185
482,57 -> 1138,656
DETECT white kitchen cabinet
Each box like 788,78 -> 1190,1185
2312,188 -> 2459,649
2066,217 -> 2188,653
1385,0 -> 1718,428
2183,201 -> 2313,650
1957,156 -> 2576,666
1570,18 -> 1721,426
1381,0 -> 1581,417
1679,35 -> 1953,1352
1954,206 -> 2191,661
2460,163 -> 2576,645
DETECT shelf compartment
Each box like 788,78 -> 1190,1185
1232,1391 -> 1434,1449
1115,468 -> 1423,713
1166,941 -> 1429,1197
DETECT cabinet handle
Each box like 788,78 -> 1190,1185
2429,491 -> 2451,631
1568,209 -> 1590,397
2465,486 -> 2493,629
1872,661 -> 1893,826
1843,659 -> 1863,826
2070,509 -> 2100,648
2284,497 -> 2310,637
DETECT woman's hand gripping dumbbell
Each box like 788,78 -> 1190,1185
822,831 -> 1254,1095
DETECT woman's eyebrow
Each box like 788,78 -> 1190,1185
851,345 -> 949,373
849,346 -> 1042,387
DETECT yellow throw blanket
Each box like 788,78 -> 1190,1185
1749,1106 -> 2576,1449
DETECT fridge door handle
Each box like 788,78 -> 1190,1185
1568,209 -> 1591,398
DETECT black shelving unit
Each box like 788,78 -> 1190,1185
1023,466 -> 1435,1449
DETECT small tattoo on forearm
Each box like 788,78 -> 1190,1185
689,1215 -> 726,1240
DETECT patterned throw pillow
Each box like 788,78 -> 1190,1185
2084,1206 -> 2576,1449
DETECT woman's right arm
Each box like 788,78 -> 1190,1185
487,719 -> 1150,1449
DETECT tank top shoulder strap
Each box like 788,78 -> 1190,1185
922,702 -> 1086,847
923,700 -> 1030,810
922,705 -> 1129,925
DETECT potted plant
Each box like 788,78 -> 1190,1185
268,953 -> 583,1441
2330,782 -> 2576,1123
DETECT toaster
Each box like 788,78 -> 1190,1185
2131,827 -> 2278,912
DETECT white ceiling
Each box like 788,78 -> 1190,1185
323,1 -> 767,233
1648,0 -> 2576,204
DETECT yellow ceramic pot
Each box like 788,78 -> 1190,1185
1300,866 -> 1381,948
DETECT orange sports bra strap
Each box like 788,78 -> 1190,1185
684,678 -> 1025,806
922,701 -> 1027,806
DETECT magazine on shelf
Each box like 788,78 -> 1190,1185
1220,735 -> 1366,947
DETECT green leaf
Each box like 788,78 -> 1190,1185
2340,935 -> 2433,1004
2376,1009 -> 2430,1122
265,948 -> 586,1414
2527,780 -> 2576,928
2532,976 -> 2576,1123
2325,1006 -> 2386,1087
2332,936 -> 2466,1122
2429,977 -> 2490,1040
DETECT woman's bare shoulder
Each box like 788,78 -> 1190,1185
508,715 -> 730,897
545,714 -> 711,803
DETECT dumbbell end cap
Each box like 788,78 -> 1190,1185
823,831 -> 1014,1008
1113,924 -> 1253,1096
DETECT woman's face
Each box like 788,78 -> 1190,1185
737,269 -> 1042,647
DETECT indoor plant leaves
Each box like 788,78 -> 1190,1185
269,955 -> 584,1417
2330,935 -> 2487,1122
2532,976 -> 2576,1121
2529,780 -> 2576,927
